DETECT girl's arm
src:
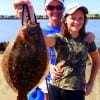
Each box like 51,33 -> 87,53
85,50 -> 100,95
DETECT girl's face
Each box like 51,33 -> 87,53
65,9 -> 85,38
45,1 -> 64,23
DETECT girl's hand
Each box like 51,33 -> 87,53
85,82 -> 94,96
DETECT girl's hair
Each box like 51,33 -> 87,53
61,10 -> 87,38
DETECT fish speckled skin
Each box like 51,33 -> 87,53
2,21 -> 49,100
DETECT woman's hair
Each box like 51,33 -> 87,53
61,9 -> 88,38
44,0 -> 64,2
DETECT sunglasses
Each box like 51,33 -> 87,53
46,5 -> 64,11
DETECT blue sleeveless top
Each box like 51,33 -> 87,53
41,25 -> 61,80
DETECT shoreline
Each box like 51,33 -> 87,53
0,14 -> 100,20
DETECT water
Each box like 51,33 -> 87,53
86,19 -> 100,47
0,19 -> 100,47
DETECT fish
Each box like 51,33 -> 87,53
2,21 -> 49,100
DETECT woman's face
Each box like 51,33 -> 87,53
65,9 -> 85,37
45,1 -> 64,23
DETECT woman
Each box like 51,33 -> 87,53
38,0 -> 64,99
13,1 -> 97,100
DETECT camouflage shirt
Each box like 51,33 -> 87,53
51,34 -> 97,90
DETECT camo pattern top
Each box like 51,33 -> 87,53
51,34 -> 97,90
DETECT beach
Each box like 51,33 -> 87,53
0,52 -> 100,100
0,53 -> 16,100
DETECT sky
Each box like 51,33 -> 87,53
0,0 -> 100,15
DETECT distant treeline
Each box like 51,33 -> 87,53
0,14 -> 100,19
87,14 -> 100,19
0,15 -> 48,19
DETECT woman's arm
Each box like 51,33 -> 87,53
44,35 -> 56,47
85,32 -> 95,43
85,50 -> 100,95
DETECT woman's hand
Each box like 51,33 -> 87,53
50,64 -> 63,80
85,82 -> 94,96
84,32 -> 95,43
13,0 -> 35,22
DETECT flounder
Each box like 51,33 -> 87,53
2,21 -> 49,100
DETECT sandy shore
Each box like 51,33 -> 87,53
0,54 -> 17,100
0,53 -> 100,100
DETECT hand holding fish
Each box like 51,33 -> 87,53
13,0 -> 35,22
